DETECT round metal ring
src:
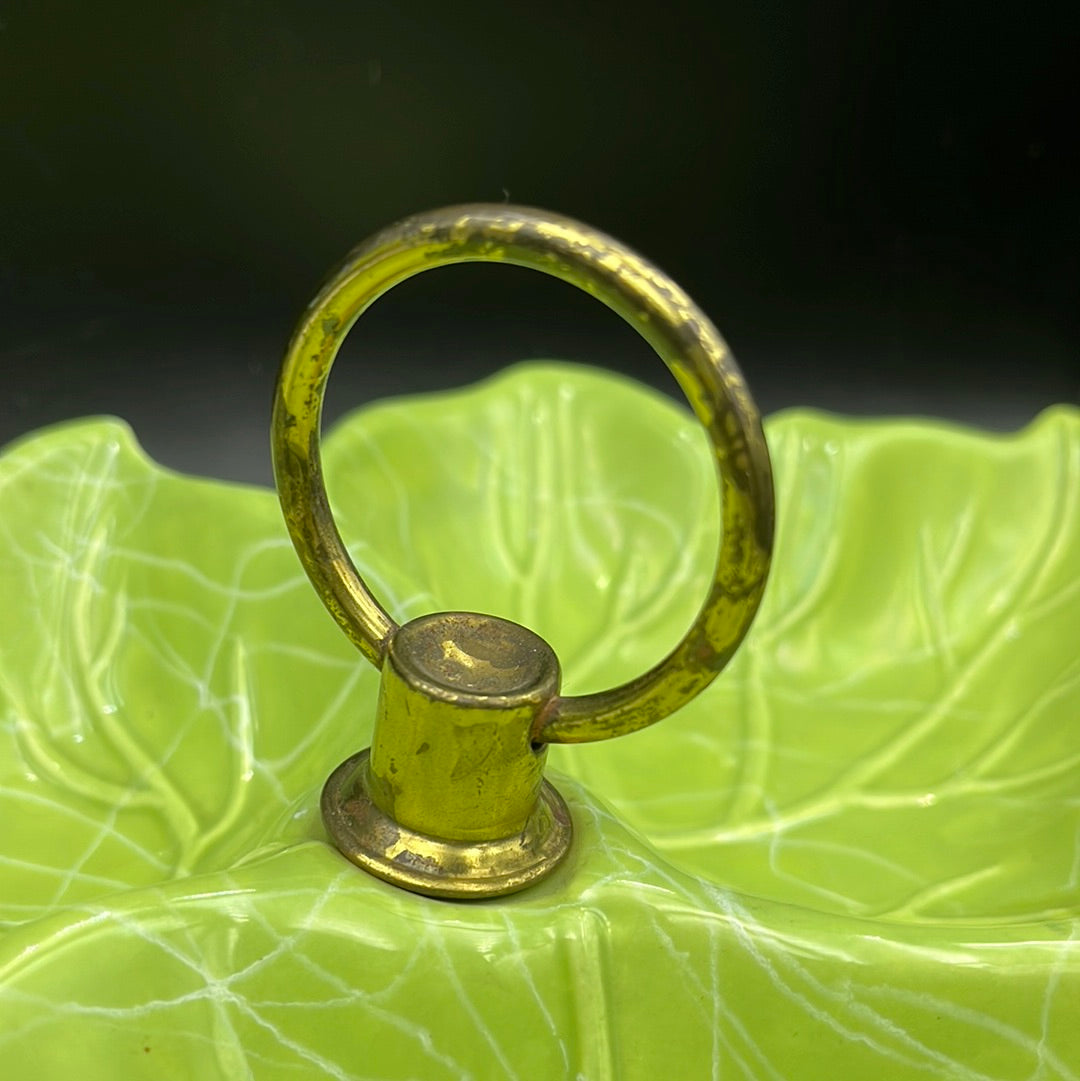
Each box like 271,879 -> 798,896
272,204 -> 774,744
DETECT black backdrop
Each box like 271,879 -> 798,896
2,0 -> 1077,482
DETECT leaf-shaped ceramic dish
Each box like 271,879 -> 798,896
1,363 -> 1078,1080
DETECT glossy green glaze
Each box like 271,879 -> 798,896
1,364 -> 1077,1079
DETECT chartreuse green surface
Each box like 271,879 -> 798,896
1,363 -> 1078,1080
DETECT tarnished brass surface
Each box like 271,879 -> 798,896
369,612 -> 558,843
323,749 -> 572,899
273,203 -> 774,739
321,611 -> 571,896
273,204 -> 773,896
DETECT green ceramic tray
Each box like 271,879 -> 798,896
1,363 -> 1077,1079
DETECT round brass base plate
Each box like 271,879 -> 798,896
322,750 -> 573,899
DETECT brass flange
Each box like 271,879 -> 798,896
272,204 -> 774,899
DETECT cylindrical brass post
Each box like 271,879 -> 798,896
321,613 -> 573,897
369,612 -> 557,841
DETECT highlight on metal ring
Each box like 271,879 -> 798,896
272,203 -> 774,746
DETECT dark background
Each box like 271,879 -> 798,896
2,1 -> 1077,483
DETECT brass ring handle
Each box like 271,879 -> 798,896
272,204 -> 774,746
